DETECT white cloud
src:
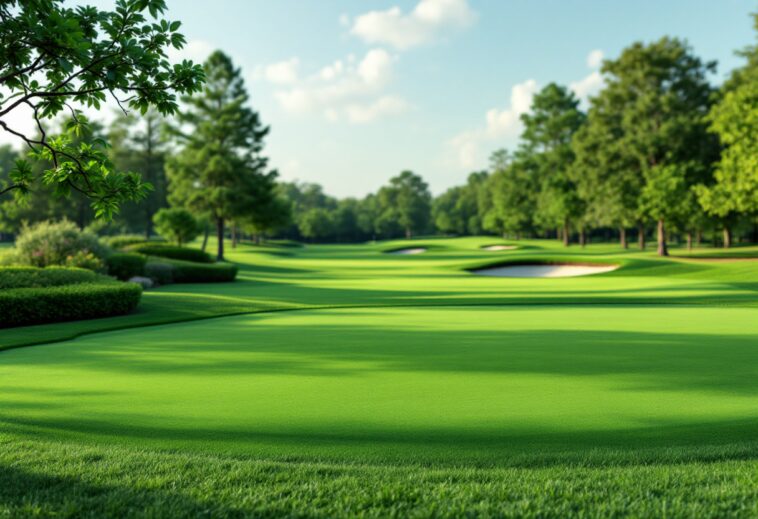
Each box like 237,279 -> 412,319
586,49 -> 604,69
449,79 -> 539,169
346,96 -> 411,124
570,49 -> 606,102
350,0 -> 476,50
264,57 -> 299,85
357,49 -> 393,85
269,49 -> 409,123
570,71 -> 603,100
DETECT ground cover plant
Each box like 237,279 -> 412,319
1,237 -> 758,517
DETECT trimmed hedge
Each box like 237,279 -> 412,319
106,253 -> 147,281
126,243 -> 213,264
104,234 -> 150,250
0,266 -> 100,289
144,262 -> 174,285
0,282 -> 143,328
156,258 -> 238,283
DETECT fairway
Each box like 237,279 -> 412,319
3,305 -> 758,464
2,238 -> 758,516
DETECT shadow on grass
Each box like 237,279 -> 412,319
2,309 -> 758,467
0,463 -> 237,517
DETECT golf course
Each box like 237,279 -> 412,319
2,2 -> 758,514
2,237 -> 757,517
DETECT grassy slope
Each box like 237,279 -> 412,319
2,237 -> 758,517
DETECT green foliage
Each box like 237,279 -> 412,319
0,282 -> 142,328
153,207 -> 201,246
167,51 -> 276,260
126,243 -> 213,264
522,83 -> 586,239
700,16 -> 758,221
298,208 -> 335,241
377,171 -> 432,238
108,109 -> 170,235
574,38 -> 717,253
12,220 -> 110,269
483,158 -> 536,238
104,234 -> 154,250
106,253 -> 147,281
154,258 -> 238,283
433,172 -> 488,236
0,0 -> 204,217
0,266 -> 100,289
144,261 -> 175,285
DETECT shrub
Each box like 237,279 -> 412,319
0,282 -> 142,328
104,234 -> 150,250
126,243 -> 213,263
0,266 -> 100,289
106,253 -> 147,281
144,261 -> 174,285
14,220 -> 110,269
152,258 -> 237,283
153,208 -> 201,246
64,251 -> 105,271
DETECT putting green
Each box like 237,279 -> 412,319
2,304 -> 757,465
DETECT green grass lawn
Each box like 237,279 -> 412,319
2,237 -> 758,517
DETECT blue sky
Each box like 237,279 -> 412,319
5,1 -> 757,197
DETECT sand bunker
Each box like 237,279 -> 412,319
386,247 -> 427,255
482,245 -> 517,251
472,263 -> 618,278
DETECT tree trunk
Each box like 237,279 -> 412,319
231,224 -> 238,249
686,232 -> 692,252
201,221 -> 210,252
696,229 -> 702,247
216,217 -> 225,261
405,228 -> 412,239
562,220 -> 570,247
619,227 -> 627,249
723,226 -> 732,249
656,219 -> 668,256
579,228 -> 586,248
638,223 -> 646,250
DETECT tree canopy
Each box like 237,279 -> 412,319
0,0 -> 204,217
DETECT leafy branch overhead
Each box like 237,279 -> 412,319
0,0 -> 205,218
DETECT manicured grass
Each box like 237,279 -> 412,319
1,237 -> 758,516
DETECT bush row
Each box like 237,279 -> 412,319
0,282 -> 143,328
103,234 -> 151,249
0,266 -> 101,289
145,258 -> 238,284
125,243 -> 213,263
106,253 -> 148,281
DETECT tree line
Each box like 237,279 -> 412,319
2,4 -> 757,257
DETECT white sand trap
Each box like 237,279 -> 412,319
387,247 -> 427,255
482,245 -> 517,251
472,263 -> 618,278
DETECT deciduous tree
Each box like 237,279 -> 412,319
0,0 -> 203,217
